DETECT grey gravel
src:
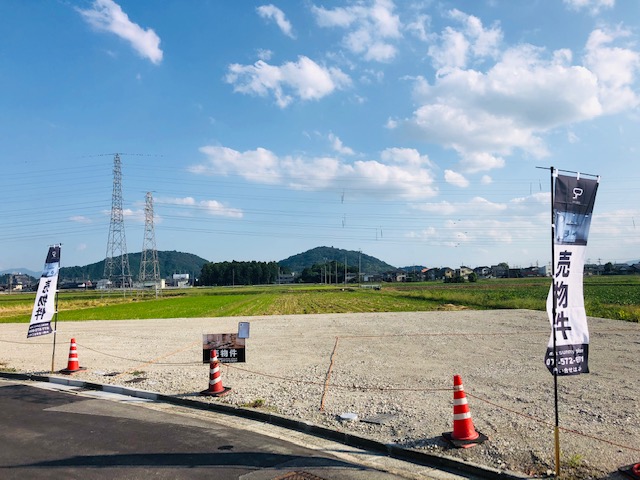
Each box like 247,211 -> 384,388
1,309 -> 639,479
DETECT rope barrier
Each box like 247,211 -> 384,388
465,392 -> 640,453
320,337 -> 339,411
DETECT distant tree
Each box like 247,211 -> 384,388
199,260 -> 278,286
468,272 -> 478,283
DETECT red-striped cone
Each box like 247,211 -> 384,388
200,349 -> 231,397
59,338 -> 86,374
442,374 -> 487,448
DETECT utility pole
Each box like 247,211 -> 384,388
104,154 -> 132,292
139,192 -> 161,296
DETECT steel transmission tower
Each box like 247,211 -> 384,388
104,154 -> 132,289
139,191 -> 161,289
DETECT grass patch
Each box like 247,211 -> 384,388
1,276 -> 638,323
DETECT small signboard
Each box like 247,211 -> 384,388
238,321 -> 250,339
203,333 -> 246,363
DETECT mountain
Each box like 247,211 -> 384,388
400,265 -> 427,272
278,246 -> 397,274
59,251 -> 210,282
0,268 -> 40,277
7,248 -> 396,283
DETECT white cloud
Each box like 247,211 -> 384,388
563,0 -> 615,15
380,147 -> 433,167
328,133 -> 355,155
406,14 -> 430,42
193,145 -> 438,199
70,215 -> 92,224
256,4 -> 295,38
411,201 -> 457,215
157,196 -> 243,219
412,197 -> 505,215
396,16 -> 640,173
312,0 -> 401,62
444,169 -> 469,188
584,27 -> 640,113
77,0 -> 163,65
460,152 -> 505,173
256,49 -> 273,61
225,56 -> 351,107
427,9 -> 501,72
428,27 -> 469,71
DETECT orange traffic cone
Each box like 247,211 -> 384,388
442,374 -> 487,448
200,349 -> 231,397
59,338 -> 86,374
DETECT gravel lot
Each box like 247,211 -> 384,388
1,310 -> 639,479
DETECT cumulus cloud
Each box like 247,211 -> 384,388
70,215 -> 92,224
407,195 -> 549,251
311,0 -> 401,62
157,196 -> 243,218
563,0 -> 615,15
77,0 -> 163,64
225,56 -> 351,107
394,11 -> 640,174
328,133 -> 355,155
428,9 -> 501,71
584,27 -> 640,113
412,197 -> 506,215
257,4 -> 295,38
444,169 -> 469,188
192,145 -> 438,199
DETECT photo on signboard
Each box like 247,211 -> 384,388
202,333 -> 246,363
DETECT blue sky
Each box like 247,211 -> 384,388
2,0 -> 639,274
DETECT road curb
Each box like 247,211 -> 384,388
0,371 -> 530,479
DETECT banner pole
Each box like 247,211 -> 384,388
549,169 -> 560,477
50,244 -> 61,374
50,313 -> 58,374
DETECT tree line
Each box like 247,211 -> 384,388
199,260 -> 280,286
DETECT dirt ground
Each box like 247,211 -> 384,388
1,309 -> 639,479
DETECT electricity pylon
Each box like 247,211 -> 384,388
139,191 -> 161,291
104,154 -> 132,289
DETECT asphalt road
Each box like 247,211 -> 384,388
0,380 -> 471,480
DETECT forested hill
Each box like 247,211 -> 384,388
58,247 -> 397,282
278,246 -> 396,274
60,251 -> 209,282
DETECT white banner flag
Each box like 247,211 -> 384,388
27,245 -> 61,338
545,173 -> 598,375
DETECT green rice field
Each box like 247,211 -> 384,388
1,276 -> 639,323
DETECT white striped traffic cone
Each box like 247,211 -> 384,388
442,374 -> 487,448
200,349 -> 231,397
59,338 -> 86,374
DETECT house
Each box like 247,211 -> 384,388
491,264 -> 508,278
455,266 -> 474,280
440,267 -> 455,279
278,272 -> 296,284
521,266 -> 543,277
474,266 -> 491,278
